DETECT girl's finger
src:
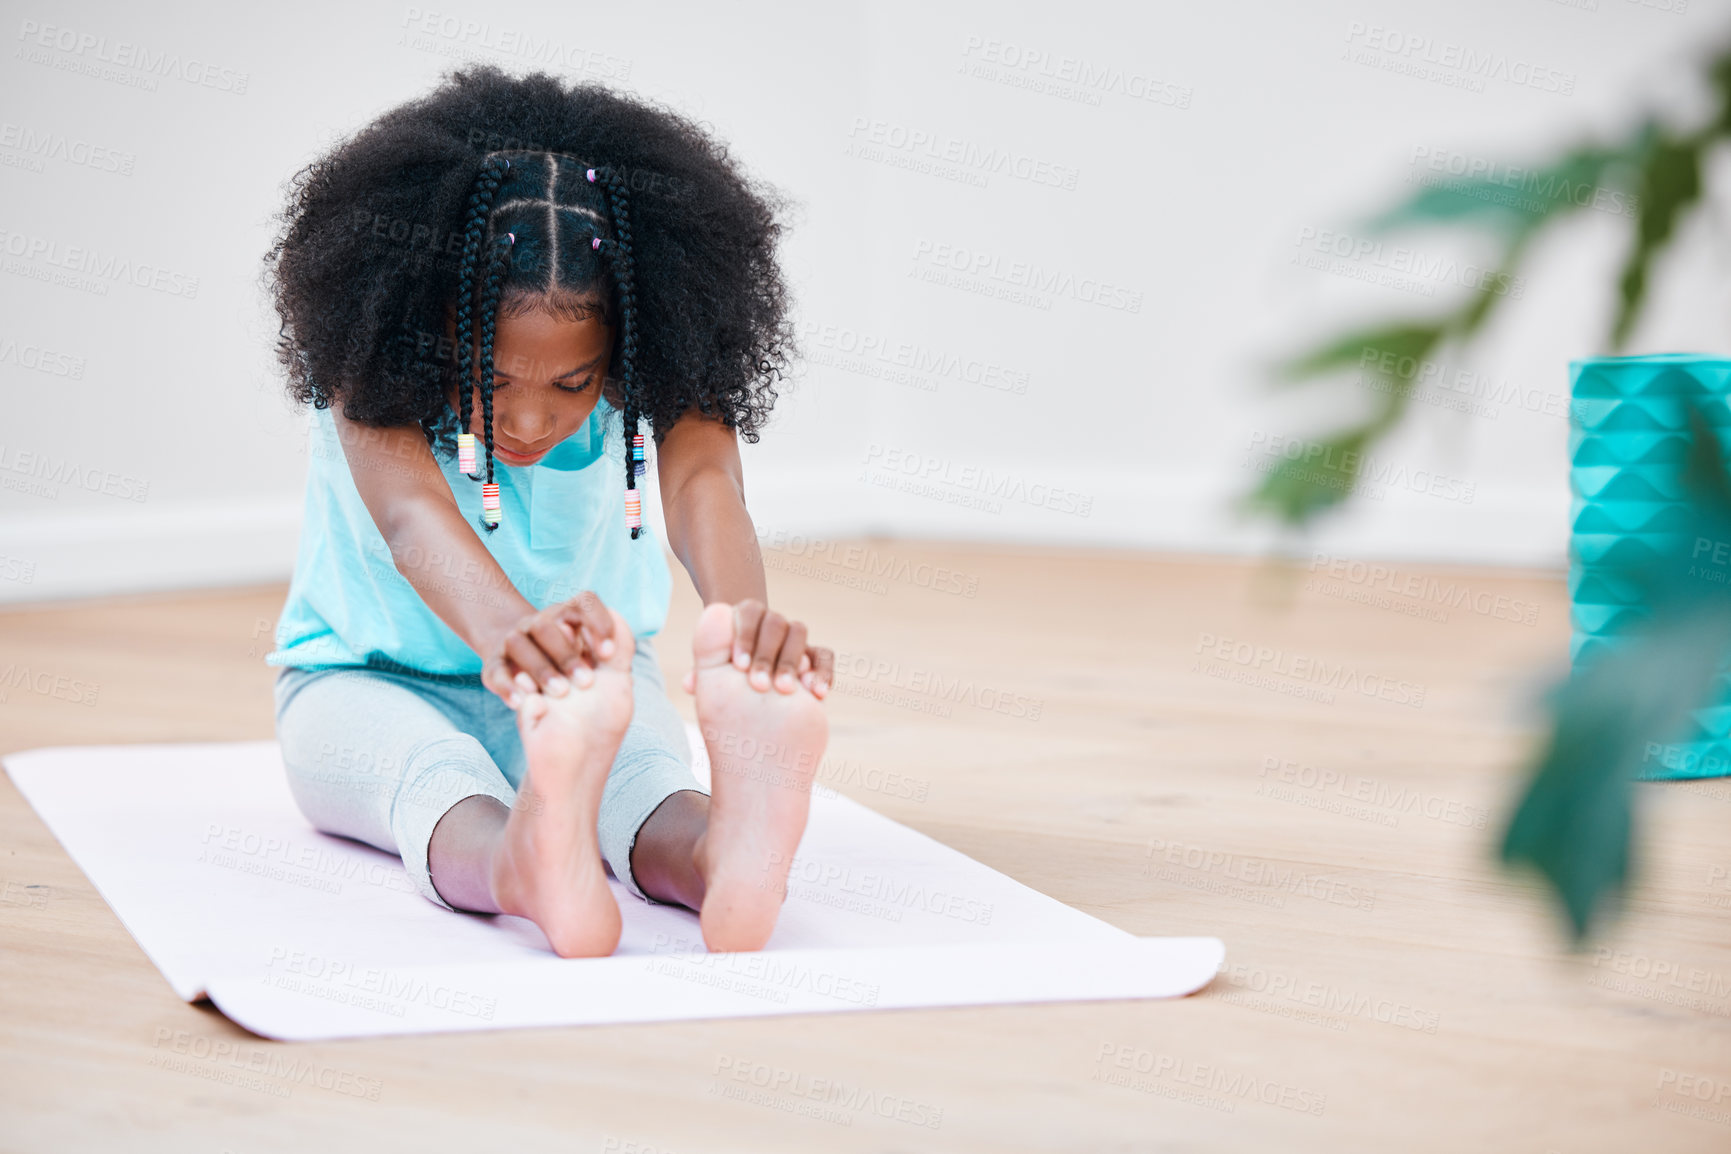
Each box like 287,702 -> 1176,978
749,611 -> 789,691
732,599 -> 765,669
526,615 -> 579,694
482,659 -> 516,704
565,591 -> 615,660
554,618 -> 597,688
503,629 -> 562,694
810,646 -> 835,699
774,621 -> 808,693
547,616 -> 584,673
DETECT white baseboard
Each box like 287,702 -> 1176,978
0,469 -> 1568,607
739,467 -> 1570,571
0,498 -> 305,607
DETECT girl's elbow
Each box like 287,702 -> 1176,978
375,491 -> 446,550
667,464 -> 746,513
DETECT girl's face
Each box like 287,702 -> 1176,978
444,299 -> 615,468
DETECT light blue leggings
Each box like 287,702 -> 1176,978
271,636 -> 706,910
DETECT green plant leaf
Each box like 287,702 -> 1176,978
1611,132 -> 1704,349
1279,323 -> 1447,386
1501,405 -> 1731,942
1365,143 -> 1632,240
1500,615 -> 1724,940
1241,425 -> 1380,525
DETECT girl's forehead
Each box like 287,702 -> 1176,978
500,289 -> 610,325
489,309 -> 612,379
495,302 -> 613,349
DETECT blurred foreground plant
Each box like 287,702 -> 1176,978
1501,405 -> 1731,941
1246,39 -> 1731,526
1247,35 -> 1731,942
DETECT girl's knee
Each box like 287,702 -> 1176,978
399,733 -> 512,804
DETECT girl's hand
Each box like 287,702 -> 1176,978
683,598 -> 834,699
482,591 -> 620,707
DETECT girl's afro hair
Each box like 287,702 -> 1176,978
263,64 -> 797,455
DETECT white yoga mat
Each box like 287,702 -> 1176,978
3,726 -> 1223,1041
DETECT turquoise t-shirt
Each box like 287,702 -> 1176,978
265,395 -> 671,675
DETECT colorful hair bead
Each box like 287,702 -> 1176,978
632,433 -> 646,478
457,432 -> 477,474
592,236 -> 601,250
481,482 -> 501,527
586,168 -> 596,182
624,489 -> 642,531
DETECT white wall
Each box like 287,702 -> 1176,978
3,0 -> 1728,604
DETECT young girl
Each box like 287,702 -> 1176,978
261,66 -> 832,959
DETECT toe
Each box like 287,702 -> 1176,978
515,692 -> 549,731
691,602 -> 735,670
599,607 -> 637,673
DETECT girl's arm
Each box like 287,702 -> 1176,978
330,403 -> 615,701
657,411 -> 834,696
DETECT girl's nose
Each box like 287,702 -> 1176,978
498,403 -> 555,446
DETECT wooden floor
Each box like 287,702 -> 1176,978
2,541 -> 1728,1153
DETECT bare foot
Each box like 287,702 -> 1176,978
489,608 -> 635,958
690,602 -> 829,951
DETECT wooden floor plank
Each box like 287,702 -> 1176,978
1,540 -> 1726,1152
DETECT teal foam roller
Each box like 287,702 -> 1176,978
1571,396 -> 1731,432
1570,498 -> 1693,534
1570,465 -> 1693,502
1637,740 -> 1731,781
1569,534 -> 1693,567
1570,354 -> 1731,780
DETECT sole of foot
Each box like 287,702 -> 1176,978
490,607 -> 636,958
690,602 -> 829,952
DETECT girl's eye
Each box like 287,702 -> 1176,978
490,377 -> 593,395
